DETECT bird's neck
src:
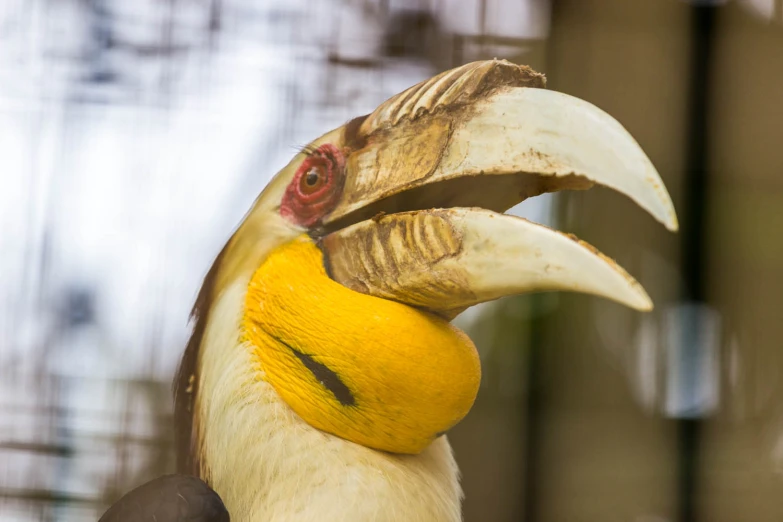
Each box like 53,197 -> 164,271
194,282 -> 464,522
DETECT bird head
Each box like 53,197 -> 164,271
176,60 -> 677,470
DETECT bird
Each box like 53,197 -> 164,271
99,59 -> 678,522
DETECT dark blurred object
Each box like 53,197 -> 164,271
677,3 -> 716,520
383,8 -> 444,63
85,0 -> 116,84
60,287 -> 97,328
98,475 -> 229,522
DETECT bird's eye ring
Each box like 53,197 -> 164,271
281,143 -> 345,227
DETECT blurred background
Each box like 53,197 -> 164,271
1,0 -> 783,520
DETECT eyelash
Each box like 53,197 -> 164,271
297,144 -> 319,156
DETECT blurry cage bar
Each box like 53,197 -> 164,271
0,1 -> 224,521
300,0 -> 551,127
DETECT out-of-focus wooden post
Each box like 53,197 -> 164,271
698,4 -> 783,521
529,1 -> 690,520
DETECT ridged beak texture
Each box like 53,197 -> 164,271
319,60 -> 678,315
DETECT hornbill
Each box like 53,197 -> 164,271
99,60 -> 677,522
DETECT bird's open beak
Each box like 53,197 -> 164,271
318,60 -> 678,317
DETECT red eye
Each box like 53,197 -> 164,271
281,144 -> 346,227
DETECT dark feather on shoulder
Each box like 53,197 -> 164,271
99,474 -> 229,522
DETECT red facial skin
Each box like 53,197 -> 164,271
280,144 -> 346,228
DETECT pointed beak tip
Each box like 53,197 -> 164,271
636,298 -> 654,313
627,287 -> 654,312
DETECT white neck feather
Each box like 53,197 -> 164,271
196,281 -> 463,522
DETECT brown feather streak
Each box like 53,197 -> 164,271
174,242 -> 230,477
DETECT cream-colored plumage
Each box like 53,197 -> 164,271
197,280 -> 463,522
